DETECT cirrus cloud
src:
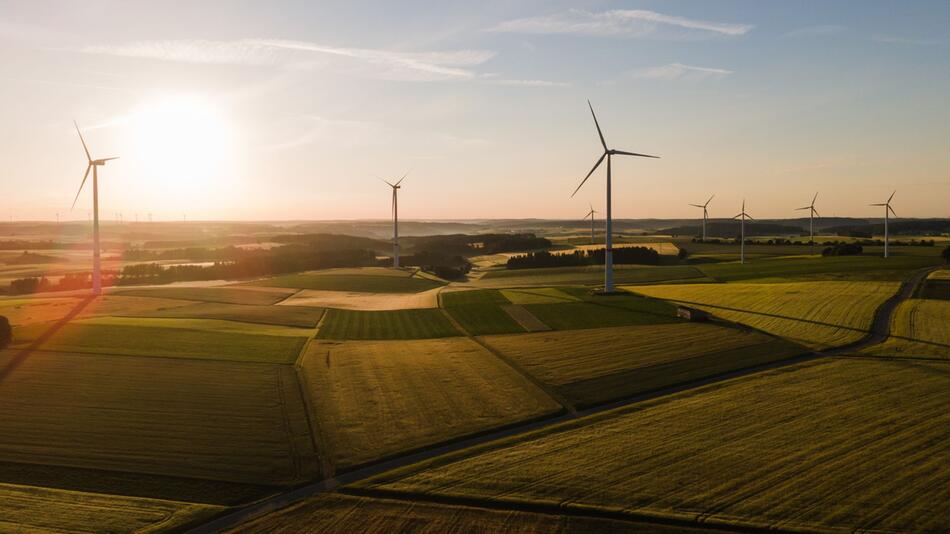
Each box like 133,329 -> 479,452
489,9 -> 752,39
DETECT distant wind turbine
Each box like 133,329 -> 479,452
795,192 -> 821,253
584,203 -> 598,245
732,199 -> 754,264
381,172 -> 408,268
71,121 -> 118,296
871,191 -> 897,258
689,194 -> 715,242
571,101 -> 659,293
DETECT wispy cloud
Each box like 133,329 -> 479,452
485,78 -> 570,87
785,25 -> 847,37
632,63 -> 733,81
81,38 -> 496,81
489,9 -> 752,38
873,34 -> 945,46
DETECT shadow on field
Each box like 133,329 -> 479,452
652,298 -> 868,336
0,295 -> 95,384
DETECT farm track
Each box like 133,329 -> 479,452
187,266 -> 941,534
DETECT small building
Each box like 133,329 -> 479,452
677,306 -> 710,322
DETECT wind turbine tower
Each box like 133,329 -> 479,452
689,194 -> 714,242
572,101 -> 658,293
381,172 -> 408,268
871,191 -> 897,258
584,203 -> 598,245
732,199 -> 754,264
795,192 -> 821,253
71,121 -> 118,296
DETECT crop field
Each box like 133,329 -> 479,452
11,319 -> 308,363
362,358 -> 950,533
501,287 -> 580,304
226,493 -> 704,534
633,281 -> 898,349
247,271 -> 444,293
0,295 -> 192,326
316,308 -> 459,340
441,289 -> 511,306
120,301 -> 325,327
477,264 -> 707,287
482,323 -> 805,406
441,289 -> 526,335
299,339 -> 560,470
697,255 -> 940,283
278,287 -> 440,310
521,294 -> 679,331
863,299 -> 950,359
116,286 -> 296,305
0,350 -> 319,485
0,482 -> 221,533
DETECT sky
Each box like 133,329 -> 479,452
1,0 -> 948,221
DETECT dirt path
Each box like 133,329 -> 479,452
186,267 -> 938,534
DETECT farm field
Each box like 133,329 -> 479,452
120,301 -> 325,327
0,294 -> 191,326
0,482 -> 221,533
0,350 -> 319,485
299,338 -> 561,471
522,295 -> 679,331
278,287 -> 440,310
632,281 -> 898,349
115,286 -> 296,305
246,270 -> 444,293
316,308 -> 459,340
862,299 -> 950,359
362,358 -> 950,533
226,493 -> 711,534
696,255 -> 940,283
476,264 -> 708,287
482,323 -> 806,407
441,289 -> 526,335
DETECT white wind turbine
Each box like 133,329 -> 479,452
572,101 -> 659,293
732,199 -> 754,264
71,121 -> 118,296
584,203 -> 598,245
381,172 -> 408,268
795,192 -> 821,253
871,191 -> 897,258
689,194 -> 715,242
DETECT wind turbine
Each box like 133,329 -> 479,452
795,192 -> 821,253
871,191 -> 897,258
571,101 -> 659,293
689,194 -> 715,242
71,121 -> 118,296
381,172 -> 408,268
584,203 -> 598,245
732,199 -> 754,264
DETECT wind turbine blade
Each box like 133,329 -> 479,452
571,152 -> 606,198
612,149 -> 659,158
870,203 -> 887,206
689,204 -> 704,208
588,100 -> 607,151
888,205 -> 897,217
812,192 -> 818,205
71,164 -> 92,210
395,170 -> 409,187
887,190 -> 896,203
746,214 -> 755,221
732,213 -> 742,219
378,176 -> 395,187
99,156 -> 120,162
795,206 -> 811,211
812,208 -> 821,218
705,194 -> 715,207
74,121 -> 92,162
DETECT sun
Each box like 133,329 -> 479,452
129,96 -> 235,198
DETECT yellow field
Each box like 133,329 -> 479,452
0,482 -> 221,533
0,350 -> 319,485
0,295 -> 191,326
279,287 -> 440,310
632,281 -> 899,349
363,359 -> 950,533
299,338 -> 561,472
863,299 -> 950,359
928,268 -> 950,280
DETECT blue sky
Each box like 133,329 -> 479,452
0,0 -> 948,220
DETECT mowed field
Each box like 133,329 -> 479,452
476,264 -> 708,287
0,350 -> 319,485
696,255 -> 940,283
863,299 -> 950,359
118,301 -> 325,328
246,268 -> 445,293
316,308 -> 459,340
632,281 -> 899,349
115,286 -> 297,305
362,358 -> 950,533
299,338 -> 561,471
0,482 -> 221,533
482,323 -> 806,407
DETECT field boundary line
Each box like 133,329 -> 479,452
273,288 -> 306,305
292,344 -> 335,480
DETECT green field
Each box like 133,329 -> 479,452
316,308 -> 460,340
441,289 -> 511,306
299,339 -> 561,471
0,350 -> 319,486
501,287 -> 581,304
863,299 -> 950,359
633,281 -> 898,349
483,323 -> 806,406
119,301 -> 325,327
247,272 -> 444,293
362,358 -> 949,533
697,255 -> 940,283
477,264 -> 707,287
445,303 -> 526,335
115,286 -> 295,305
521,292 -> 679,331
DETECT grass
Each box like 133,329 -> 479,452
0,350 -> 319,485
501,287 -> 581,304
632,281 -> 899,349
316,308 -> 460,340
477,264 -> 707,287
482,323 -> 806,407
697,255 -> 940,283
12,321 -> 308,363
862,299 -> 950,359
0,482 -> 222,533
225,493 -> 704,534
441,289 -> 510,306
247,273 -> 444,293
118,301 -> 325,327
299,338 -> 561,471
361,358 -> 949,533
115,286 -> 294,305
521,293 -> 679,331
445,303 -> 526,335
